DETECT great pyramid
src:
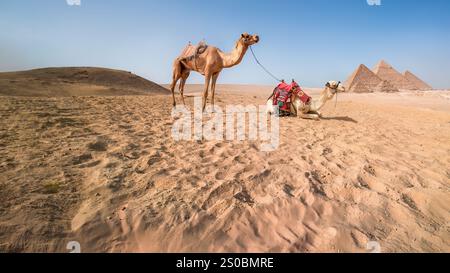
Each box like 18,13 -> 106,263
345,60 -> 433,93
345,64 -> 382,92
404,70 -> 432,90
373,60 -> 417,90
349,81 -> 372,93
375,80 -> 399,93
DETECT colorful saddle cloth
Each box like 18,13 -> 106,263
272,81 -> 311,113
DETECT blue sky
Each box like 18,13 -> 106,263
1,0 -> 449,88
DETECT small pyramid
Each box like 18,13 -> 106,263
373,60 -> 416,90
404,70 -> 432,90
375,80 -> 399,93
345,64 -> 382,92
349,81 -> 372,93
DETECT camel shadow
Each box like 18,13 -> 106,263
321,116 -> 358,123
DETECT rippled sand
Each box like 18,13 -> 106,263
0,86 -> 449,252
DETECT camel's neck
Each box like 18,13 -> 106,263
314,88 -> 334,111
219,41 -> 248,68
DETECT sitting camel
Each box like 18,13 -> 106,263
170,33 -> 260,110
266,81 -> 346,119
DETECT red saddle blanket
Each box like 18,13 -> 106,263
272,81 -> 311,112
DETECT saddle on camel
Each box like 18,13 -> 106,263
270,80 -> 311,116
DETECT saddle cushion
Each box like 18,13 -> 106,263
294,89 -> 312,104
272,81 -> 311,111
273,87 -> 292,111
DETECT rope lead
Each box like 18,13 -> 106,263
249,46 -> 282,83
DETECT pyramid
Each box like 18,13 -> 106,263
348,81 -> 372,93
345,64 -> 382,93
373,60 -> 416,90
403,70 -> 432,90
374,80 -> 399,93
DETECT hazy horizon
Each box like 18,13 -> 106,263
1,0 -> 450,88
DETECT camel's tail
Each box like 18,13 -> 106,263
172,58 -> 189,77
170,59 -> 185,93
267,87 -> 277,101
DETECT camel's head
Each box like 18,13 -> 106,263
240,32 -> 260,46
325,81 -> 345,95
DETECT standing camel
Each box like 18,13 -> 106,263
170,33 -> 260,110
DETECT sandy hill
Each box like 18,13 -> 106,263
373,60 -> 416,90
0,67 -> 168,97
345,64 -> 382,93
404,70 -> 432,90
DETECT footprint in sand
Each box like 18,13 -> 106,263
234,189 -> 254,206
147,152 -> 161,166
72,153 -> 93,165
363,164 -> 376,176
355,175 -> 371,190
88,139 -> 109,152
215,171 -> 227,180
401,193 -> 419,211
283,184 -> 295,197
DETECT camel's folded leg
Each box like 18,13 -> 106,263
299,113 -> 320,120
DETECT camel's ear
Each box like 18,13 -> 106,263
326,82 -> 331,88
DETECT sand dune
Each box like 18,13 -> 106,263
0,67 -> 168,97
0,82 -> 449,253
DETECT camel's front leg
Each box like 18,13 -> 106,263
202,73 -> 212,111
211,72 -> 220,111
299,113 -> 320,120
290,103 -> 298,117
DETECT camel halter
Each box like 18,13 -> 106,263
335,88 -> 338,109
326,81 -> 341,109
332,81 -> 341,109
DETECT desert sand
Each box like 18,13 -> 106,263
0,71 -> 449,253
